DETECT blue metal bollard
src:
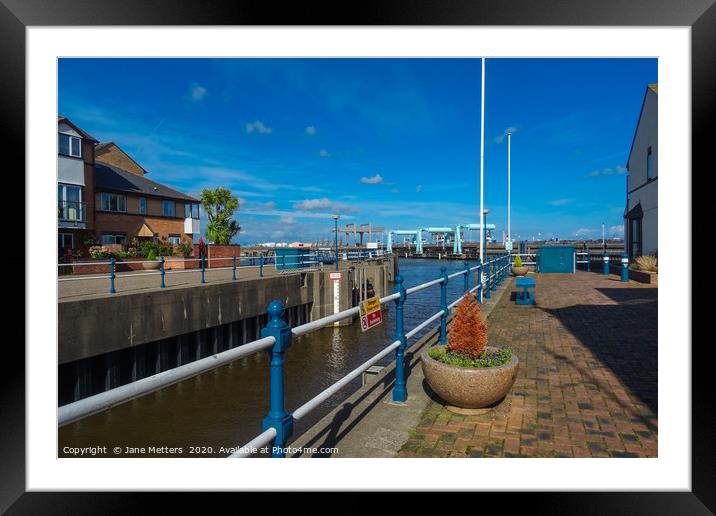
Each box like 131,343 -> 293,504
259,254 -> 264,278
463,261 -> 470,293
587,249 -> 591,272
491,257 -> 498,291
476,258 -> 483,303
439,266 -> 448,344
232,255 -> 237,280
260,300 -> 293,458
201,254 -> 206,284
392,275 -> 408,403
602,252 -> 610,276
621,252 -> 629,282
109,257 -> 116,294
160,256 -> 165,288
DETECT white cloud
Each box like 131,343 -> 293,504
280,215 -> 296,225
292,197 -> 355,213
390,188 -> 400,194
609,225 -> 624,237
416,184 -> 423,193
305,126 -> 316,136
319,149 -> 330,158
587,165 -> 628,178
189,83 -> 207,102
246,120 -> 272,134
548,198 -> 576,206
575,228 -> 595,237
360,174 -> 383,185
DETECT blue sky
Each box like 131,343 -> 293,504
58,58 -> 656,244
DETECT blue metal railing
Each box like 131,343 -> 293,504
58,251 -> 390,294
57,254 -> 513,458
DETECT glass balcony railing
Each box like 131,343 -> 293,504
58,200 -> 86,222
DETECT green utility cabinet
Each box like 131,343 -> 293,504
537,246 -> 576,273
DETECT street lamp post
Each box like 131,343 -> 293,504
507,129 -> 511,244
333,215 -> 340,272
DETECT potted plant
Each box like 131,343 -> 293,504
143,249 -> 161,270
511,255 -> 528,276
421,293 -> 519,409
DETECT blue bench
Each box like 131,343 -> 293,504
515,277 -> 536,305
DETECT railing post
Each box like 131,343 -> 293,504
476,258 -> 483,303
492,257 -> 498,291
201,254 -> 206,284
602,252 -> 610,276
485,258 -> 492,299
463,261 -> 470,293
160,256 -> 165,288
259,254 -> 264,278
621,252 -> 629,282
109,257 -> 116,294
232,255 -> 237,280
260,300 -> 293,458
587,249 -> 591,272
439,266 -> 448,344
392,275 -> 408,403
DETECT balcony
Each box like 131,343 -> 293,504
58,200 -> 86,229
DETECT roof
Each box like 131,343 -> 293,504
626,84 -> 658,169
95,142 -> 147,175
57,116 -> 99,143
94,162 -> 199,202
625,201 -> 643,219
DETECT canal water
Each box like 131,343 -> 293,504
58,258 -> 476,457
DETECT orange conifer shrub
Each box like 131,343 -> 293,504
447,293 -> 487,359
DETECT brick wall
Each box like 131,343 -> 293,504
194,244 -> 241,268
94,211 -> 192,244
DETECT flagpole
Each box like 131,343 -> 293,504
480,57 -> 485,263
507,129 -> 511,244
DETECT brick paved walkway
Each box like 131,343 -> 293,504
398,272 -> 658,458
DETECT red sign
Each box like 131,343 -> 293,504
359,296 -> 383,331
329,272 -> 342,280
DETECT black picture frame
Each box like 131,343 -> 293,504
2,0 -> 705,511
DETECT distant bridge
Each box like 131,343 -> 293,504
386,224 -> 496,254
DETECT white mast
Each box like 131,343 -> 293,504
480,58 -> 486,263
507,129 -> 511,244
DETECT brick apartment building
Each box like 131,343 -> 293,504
58,116 -> 201,255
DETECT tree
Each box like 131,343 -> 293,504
447,293 -> 487,359
200,187 -> 241,244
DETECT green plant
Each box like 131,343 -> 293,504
177,241 -> 194,258
447,293 -> 487,359
634,254 -> 657,272
82,235 -> 98,247
201,187 -> 241,244
88,246 -> 108,259
429,346 -> 512,368
513,255 -> 523,267
147,250 -> 157,261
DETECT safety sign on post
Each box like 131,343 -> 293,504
359,296 -> 383,332
329,272 -> 342,280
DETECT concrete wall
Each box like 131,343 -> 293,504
59,260 -> 394,364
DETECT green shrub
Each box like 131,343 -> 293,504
429,345 -> 512,368
147,250 -> 157,261
513,255 -> 523,267
177,241 -> 194,258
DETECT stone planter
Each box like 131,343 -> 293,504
629,268 -> 658,284
142,259 -> 161,270
421,345 -> 519,409
511,266 -> 528,276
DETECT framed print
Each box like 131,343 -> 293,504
1,0 -> 708,511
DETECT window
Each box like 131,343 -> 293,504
58,183 -> 83,221
646,147 -> 653,179
100,192 -> 127,212
58,133 -> 82,158
184,202 -> 200,219
168,234 -> 181,245
58,233 -> 73,249
139,197 -> 147,215
163,200 -> 176,217
100,233 -> 127,246
630,218 -> 642,259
